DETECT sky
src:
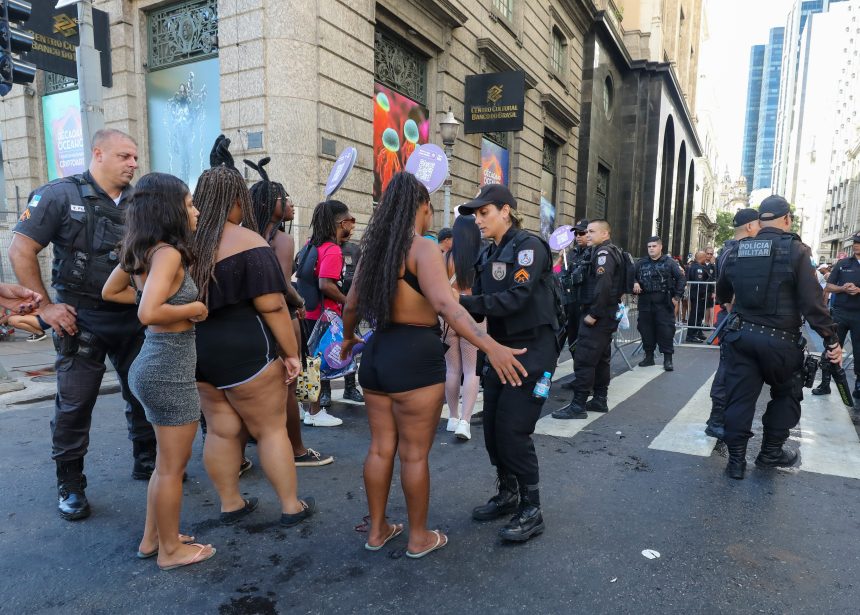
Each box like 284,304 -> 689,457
698,0 -> 795,178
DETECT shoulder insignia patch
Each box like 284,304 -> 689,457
596,266 -> 606,275
18,209 -> 30,222
597,255 -> 607,266
597,249 -> 609,256
514,268 -> 530,284
517,249 -> 534,266
492,262 -> 507,281
70,204 -> 85,213
28,194 -> 41,208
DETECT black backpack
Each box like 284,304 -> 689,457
295,242 -> 323,310
606,245 -> 636,297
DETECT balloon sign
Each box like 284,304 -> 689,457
549,225 -> 575,251
405,144 -> 449,194
324,147 -> 357,198
323,330 -> 373,371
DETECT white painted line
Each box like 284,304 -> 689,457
648,374 -> 717,456
534,363 -> 664,438
798,393 -> 860,480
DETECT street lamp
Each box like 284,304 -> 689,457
439,106 -> 460,227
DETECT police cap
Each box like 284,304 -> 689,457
458,184 -> 517,215
733,208 -> 759,227
573,219 -> 589,231
852,232 -> 860,244
758,195 -> 791,220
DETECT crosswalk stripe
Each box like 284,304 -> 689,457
533,363 -> 664,438
648,374 -> 718,456
798,393 -> 860,480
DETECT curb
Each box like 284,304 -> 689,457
0,378 -> 121,409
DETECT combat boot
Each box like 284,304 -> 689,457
755,435 -> 798,468
853,379 -> 860,400
725,441 -> 748,480
638,352 -> 655,367
472,470 -> 518,520
57,459 -> 90,520
319,380 -> 332,408
663,354 -> 674,372
704,403 -> 725,440
585,394 -> 609,413
132,439 -> 157,480
812,372 -> 831,395
551,391 -> 588,419
499,483 -> 545,542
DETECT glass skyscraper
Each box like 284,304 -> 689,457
753,27 -> 785,191
741,45 -> 766,190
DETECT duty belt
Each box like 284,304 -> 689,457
740,322 -> 802,344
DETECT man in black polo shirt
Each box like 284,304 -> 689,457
819,232 -> 860,398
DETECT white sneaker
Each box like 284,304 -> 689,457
303,410 -> 313,425
306,409 -> 343,427
446,417 -> 459,432
299,403 -> 307,421
455,419 -> 471,441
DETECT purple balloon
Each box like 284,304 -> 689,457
325,147 -> 357,198
404,144 -> 449,194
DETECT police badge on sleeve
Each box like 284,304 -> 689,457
517,250 -> 534,266
492,262 -> 507,280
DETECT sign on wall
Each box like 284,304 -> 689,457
464,71 -> 525,134
480,137 -> 509,186
42,89 -> 85,180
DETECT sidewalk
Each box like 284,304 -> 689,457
0,332 -> 119,407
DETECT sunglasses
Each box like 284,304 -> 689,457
575,231 -> 586,236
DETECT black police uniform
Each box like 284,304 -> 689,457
634,254 -> 685,367
686,260 -> 710,341
559,242 -> 590,354
13,172 -> 155,519
553,239 -> 623,418
824,253 -> 860,392
460,226 -> 561,542
716,227 -> 837,479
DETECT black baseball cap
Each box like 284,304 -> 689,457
758,195 -> 791,221
852,232 -> 860,244
437,227 -> 453,242
458,184 -> 517,215
733,208 -> 759,227
573,219 -> 589,232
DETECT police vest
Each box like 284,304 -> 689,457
475,229 -> 561,340
729,233 -> 798,318
638,255 -> 674,293
53,175 -> 127,300
560,246 -> 590,303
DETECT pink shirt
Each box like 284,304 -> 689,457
306,241 -> 344,320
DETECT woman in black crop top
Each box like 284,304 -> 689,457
190,165 -> 315,529
341,172 -> 527,558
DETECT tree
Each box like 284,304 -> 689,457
715,210 -> 734,246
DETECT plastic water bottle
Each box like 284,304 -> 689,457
533,372 -> 552,400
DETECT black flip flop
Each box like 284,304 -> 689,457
281,497 -> 316,527
219,497 -> 258,524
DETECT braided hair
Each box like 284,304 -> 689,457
245,157 -> 290,242
309,199 -> 349,247
191,165 -> 258,303
354,172 -> 429,327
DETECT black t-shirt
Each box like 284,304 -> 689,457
206,246 -> 288,311
828,257 -> 860,310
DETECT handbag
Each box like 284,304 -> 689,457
296,355 -> 322,402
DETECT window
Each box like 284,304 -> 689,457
550,27 -> 566,75
595,164 -> 610,219
603,75 -> 614,119
374,27 -> 428,105
147,0 -> 218,71
493,0 -> 514,22
540,137 -> 560,238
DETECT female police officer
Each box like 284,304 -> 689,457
457,184 -> 562,543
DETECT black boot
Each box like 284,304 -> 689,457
472,471 -> 518,521
812,372 -> 831,395
663,354 -> 674,372
704,403 -> 725,439
853,379 -> 860,400
57,459 -> 90,520
585,394 -> 609,413
499,483 -> 545,542
755,434 -> 798,468
319,380 -> 332,408
725,441 -> 748,480
342,373 -> 364,403
638,352 -> 655,367
132,439 -> 157,481
552,391 -> 588,419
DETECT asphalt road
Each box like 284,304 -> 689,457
1,346 -> 859,614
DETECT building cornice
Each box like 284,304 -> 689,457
476,38 -> 538,88
541,91 -> 581,129
419,0 -> 468,28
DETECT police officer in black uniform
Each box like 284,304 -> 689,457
686,251 -> 711,342
633,236 -> 686,371
552,219 -> 624,419
716,195 -> 841,479
457,184 -> 561,543
558,220 -> 590,390
815,233 -> 860,397
8,129 -> 155,520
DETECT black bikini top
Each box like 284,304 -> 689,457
400,269 -> 423,296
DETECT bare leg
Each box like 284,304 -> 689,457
199,382 -> 246,513
444,329 -> 462,421
363,389 -> 399,546
459,335 -> 481,422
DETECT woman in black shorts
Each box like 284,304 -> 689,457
191,164 -> 314,528
341,172 -> 527,558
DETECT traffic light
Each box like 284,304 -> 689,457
0,0 -> 36,97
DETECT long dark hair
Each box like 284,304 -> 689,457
447,214 -> 480,289
309,199 -> 349,247
355,172 -> 429,327
119,172 -> 194,274
191,165 -> 258,303
245,157 -> 290,242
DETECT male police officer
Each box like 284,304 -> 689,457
685,251 -> 711,342
9,129 -> 155,520
716,195 -> 841,479
558,219 -> 590,389
552,220 -> 624,419
705,208 -> 760,439
816,233 -> 860,397
633,236 -> 686,371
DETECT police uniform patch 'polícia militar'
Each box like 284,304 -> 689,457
514,268 -> 530,283
518,250 -> 534,266
597,255 -> 607,266
492,262 -> 506,280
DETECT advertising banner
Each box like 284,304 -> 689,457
42,89 -> 85,180
464,71 -> 525,134
480,137 -> 509,186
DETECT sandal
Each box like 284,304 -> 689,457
364,523 -> 404,551
158,543 -> 216,571
406,530 -> 448,559
280,497 -> 316,527
136,533 -> 196,559
219,497 -> 258,524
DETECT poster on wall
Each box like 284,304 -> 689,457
146,57 -> 221,189
540,169 -> 557,240
480,138 -> 509,187
42,89 -> 85,180
373,82 -> 430,202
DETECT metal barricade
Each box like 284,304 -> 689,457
612,297 -> 641,369
678,280 -> 718,344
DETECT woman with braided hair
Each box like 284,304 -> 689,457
245,157 -> 333,467
192,164 -> 315,528
340,172 -> 527,558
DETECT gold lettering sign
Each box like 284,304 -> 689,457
53,14 -> 78,38
487,85 -> 503,105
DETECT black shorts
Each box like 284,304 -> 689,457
359,324 -> 446,394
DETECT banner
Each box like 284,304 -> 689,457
373,83 -> 429,202
540,169 -> 557,240
464,71 -> 525,134
480,138 -> 509,187
42,89 -> 85,180
146,58 -> 221,189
